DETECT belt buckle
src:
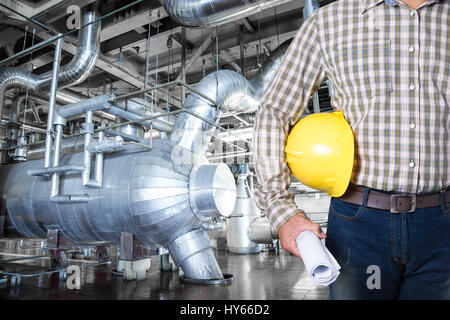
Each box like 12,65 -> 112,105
390,194 -> 416,213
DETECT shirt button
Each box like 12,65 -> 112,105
410,11 -> 415,16
409,161 -> 415,168
409,46 -> 415,53
410,123 -> 416,129
409,84 -> 415,91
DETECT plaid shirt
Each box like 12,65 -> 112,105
253,0 -> 449,233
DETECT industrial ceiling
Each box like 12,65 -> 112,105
0,0 -> 334,168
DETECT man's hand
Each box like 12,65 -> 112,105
278,213 -> 326,260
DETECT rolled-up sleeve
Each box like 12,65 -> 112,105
253,11 -> 327,234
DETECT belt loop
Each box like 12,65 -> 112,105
440,190 -> 449,216
362,187 -> 370,209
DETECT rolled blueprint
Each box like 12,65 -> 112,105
295,231 -> 341,286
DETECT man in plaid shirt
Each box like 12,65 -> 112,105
254,0 -> 449,299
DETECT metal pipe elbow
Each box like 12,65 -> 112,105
36,10 -> 101,90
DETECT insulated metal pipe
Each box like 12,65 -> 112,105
94,132 -> 104,185
56,94 -> 113,119
37,10 -> 101,90
50,124 -> 64,197
159,0 -> 297,28
168,228 -> 224,280
248,39 -> 292,103
247,216 -> 276,244
226,165 -> 261,254
44,36 -> 63,168
0,9 -> 101,133
82,111 -> 96,187
169,40 -> 292,153
107,104 -> 173,133
26,136 -> 85,160
170,70 -> 255,152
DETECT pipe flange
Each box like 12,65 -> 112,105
179,273 -> 234,286
188,163 -> 236,221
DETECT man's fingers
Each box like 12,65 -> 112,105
310,222 -> 326,239
288,241 -> 302,260
277,213 -> 326,260
298,219 -> 326,239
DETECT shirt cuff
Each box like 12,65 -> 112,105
267,202 -> 306,235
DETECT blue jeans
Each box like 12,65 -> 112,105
325,190 -> 450,300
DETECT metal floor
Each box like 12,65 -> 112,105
0,240 -> 330,300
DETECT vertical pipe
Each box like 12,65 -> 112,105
8,96 -> 24,146
303,0 -> 320,113
239,26 -> 246,78
94,131 -> 104,185
144,11 -> 152,102
248,173 -> 254,194
327,80 -> 334,98
180,26 -> 187,105
44,35 -> 63,168
82,111 -> 93,185
303,0 -> 319,19
312,93 -> 320,113
50,124 -> 63,197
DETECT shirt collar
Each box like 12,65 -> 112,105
362,0 -> 441,14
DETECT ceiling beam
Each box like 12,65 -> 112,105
100,7 -> 168,42
169,32 -> 194,54
240,18 -> 255,33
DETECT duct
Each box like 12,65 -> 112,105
168,228 -> 224,280
0,8 -> 101,130
36,10 -> 100,90
160,0 -> 297,28
170,39 -> 292,152
247,215 -> 277,244
170,70 -> 256,152
248,38 -> 292,103
0,68 -> 38,124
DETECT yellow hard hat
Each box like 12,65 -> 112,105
285,111 -> 354,197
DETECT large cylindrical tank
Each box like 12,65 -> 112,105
226,165 -> 261,254
0,139 -> 236,280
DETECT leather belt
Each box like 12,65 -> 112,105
338,184 -> 450,213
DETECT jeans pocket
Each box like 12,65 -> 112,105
441,203 -> 450,217
330,198 -> 364,222
440,191 -> 449,217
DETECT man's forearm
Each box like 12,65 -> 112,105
252,10 -> 326,233
253,105 -> 306,233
